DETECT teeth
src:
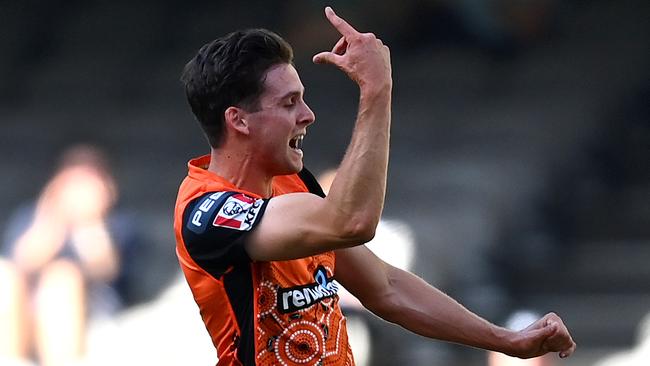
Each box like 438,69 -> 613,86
295,135 -> 303,150
290,135 -> 304,150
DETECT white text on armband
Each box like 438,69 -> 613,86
187,192 -> 225,234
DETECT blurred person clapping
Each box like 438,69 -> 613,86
0,145 -> 136,366
12,145 -> 120,281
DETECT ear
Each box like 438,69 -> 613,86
224,106 -> 250,135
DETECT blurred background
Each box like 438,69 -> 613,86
0,0 -> 648,365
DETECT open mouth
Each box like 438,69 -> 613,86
289,134 -> 304,151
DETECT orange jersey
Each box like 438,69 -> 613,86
174,155 -> 355,366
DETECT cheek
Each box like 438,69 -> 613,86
252,130 -> 286,158
256,122 -> 292,146
248,112 -> 294,150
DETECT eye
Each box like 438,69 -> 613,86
284,97 -> 297,108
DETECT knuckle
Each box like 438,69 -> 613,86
347,33 -> 361,42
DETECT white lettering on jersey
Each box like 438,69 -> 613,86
190,192 -> 224,228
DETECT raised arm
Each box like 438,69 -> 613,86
335,246 -> 577,359
245,7 -> 392,261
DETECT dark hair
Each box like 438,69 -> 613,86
181,29 -> 294,148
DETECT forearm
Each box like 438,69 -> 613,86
326,88 -> 391,236
369,266 -> 513,354
13,223 -> 66,273
313,8 -> 393,240
338,246 -> 576,359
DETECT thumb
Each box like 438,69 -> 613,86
313,51 -> 342,65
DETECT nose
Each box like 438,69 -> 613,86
299,100 -> 316,126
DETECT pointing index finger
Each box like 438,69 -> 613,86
325,7 -> 359,38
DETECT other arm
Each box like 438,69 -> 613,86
335,246 -> 577,359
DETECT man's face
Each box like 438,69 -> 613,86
243,63 -> 315,176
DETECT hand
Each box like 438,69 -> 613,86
313,7 -> 392,94
505,312 -> 577,359
70,222 -> 120,282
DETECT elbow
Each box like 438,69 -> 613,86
342,217 -> 378,244
352,221 -> 377,243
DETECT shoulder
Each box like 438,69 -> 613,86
179,191 -> 270,278
184,191 -> 267,235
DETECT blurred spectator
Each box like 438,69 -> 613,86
0,145 -> 139,366
487,310 -> 555,366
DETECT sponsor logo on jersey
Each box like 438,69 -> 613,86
277,266 -> 340,313
213,193 -> 264,231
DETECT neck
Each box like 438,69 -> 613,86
208,148 -> 274,198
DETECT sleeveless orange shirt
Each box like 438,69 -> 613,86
174,155 -> 355,366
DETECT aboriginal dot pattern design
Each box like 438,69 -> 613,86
254,253 -> 355,366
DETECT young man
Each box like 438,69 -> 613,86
174,7 -> 576,366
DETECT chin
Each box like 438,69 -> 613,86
285,160 -> 304,175
287,163 -> 303,175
